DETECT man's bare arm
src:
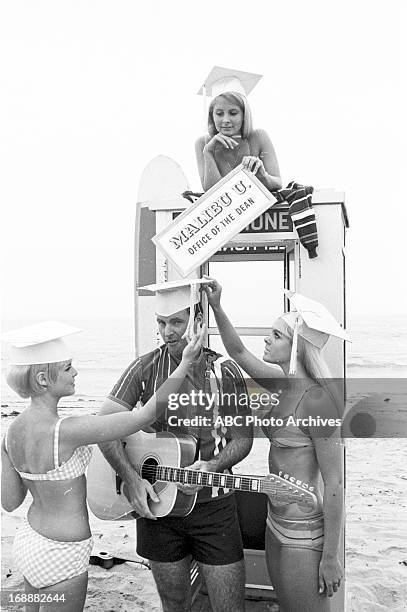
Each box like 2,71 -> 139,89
98,399 -> 158,519
178,432 -> 253,495
206,435 -> 252,473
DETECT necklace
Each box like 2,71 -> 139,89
225,139 -> 247,171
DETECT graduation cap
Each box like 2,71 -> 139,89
2,321 -> 81,366
197,66 -> 263,98
281,290 -> 351,375
139,278 -> 211,340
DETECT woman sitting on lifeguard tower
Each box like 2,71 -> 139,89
195,67 -> 282,193
194,67 -> 319,260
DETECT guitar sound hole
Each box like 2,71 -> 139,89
140,458 -> 158,485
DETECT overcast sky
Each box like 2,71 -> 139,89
1,0 -> 406,326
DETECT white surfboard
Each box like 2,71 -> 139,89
134,156 -> 191,355
137,155 -> 190,204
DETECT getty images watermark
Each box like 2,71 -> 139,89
161,378 -> 407,439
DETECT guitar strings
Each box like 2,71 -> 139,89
135,465 -> 312,501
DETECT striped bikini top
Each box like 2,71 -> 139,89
6,418 -> 92,481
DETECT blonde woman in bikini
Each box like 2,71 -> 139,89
204,279 -> 347,612
1,322 -> 204,611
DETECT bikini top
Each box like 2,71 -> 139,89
265,385 -> 320,449
6,418 -> 92,481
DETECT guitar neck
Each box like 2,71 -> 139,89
153,465 -> 316,511
156,465 -> 262,493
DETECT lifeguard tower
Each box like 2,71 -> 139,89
134,155 -> 348,611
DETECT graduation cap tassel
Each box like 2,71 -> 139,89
182,283 -> 197,342
288,315 -> 300,375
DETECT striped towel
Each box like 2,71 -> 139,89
273,181 -> 318,259
182,181 -> 319,259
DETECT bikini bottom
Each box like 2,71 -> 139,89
13,518 -> 93,589
266,508 -> 324,552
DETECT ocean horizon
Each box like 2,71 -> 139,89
2,313 -> 407,410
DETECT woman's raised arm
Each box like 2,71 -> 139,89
195,135 -> 222,191
60,326 -> 206,447
203,278 -> 282,389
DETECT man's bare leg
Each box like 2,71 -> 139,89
200,559 -> 245,612
150,557 -> 192,612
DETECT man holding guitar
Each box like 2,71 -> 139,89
98,278 -> 253,612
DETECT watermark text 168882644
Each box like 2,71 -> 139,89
1,590 -> 66,607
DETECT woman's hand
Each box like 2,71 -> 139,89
318,555 -> 343,597
181,323 -> 206,366
202,276 -> 222,310
204,134 -> 240,154
242,156 -> 266,177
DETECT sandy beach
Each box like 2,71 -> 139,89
2,391 -> 407,611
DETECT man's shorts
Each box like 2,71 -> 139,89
137,494 -> 244,565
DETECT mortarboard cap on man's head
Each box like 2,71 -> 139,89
280,290 -> 351,375
139,278 -> 212,317
2,321 -> 81,366
139,278 -> 211,341
197,66 -> 263,98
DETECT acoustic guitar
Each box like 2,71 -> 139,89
87,431 -> 317,520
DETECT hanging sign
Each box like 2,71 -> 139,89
152,165 -> 278,277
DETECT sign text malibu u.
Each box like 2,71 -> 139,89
152,165 -> 279,277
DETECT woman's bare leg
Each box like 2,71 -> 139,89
265,528 -> 331,612
23,578 -> 40,612
39,572 -> 88,612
